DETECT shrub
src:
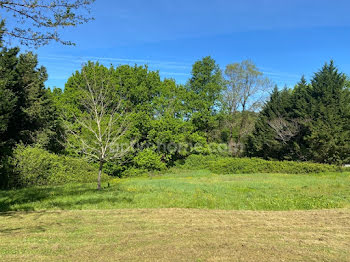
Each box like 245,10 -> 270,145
208,157 -> 341,174
182,155 -> 341,174
103,161 -> 125,177
190,143 -> 230,156
12,145 -> 110,187
181,154 -> 221,170
121,167 -> 148,178
133,148 -> 166,171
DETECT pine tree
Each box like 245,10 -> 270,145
246,86 -> 293,159
247,61 -> 350,164
306,61 -> 350,164
0,26 -> 61,187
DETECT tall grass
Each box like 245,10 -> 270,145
1,169 -> 349,212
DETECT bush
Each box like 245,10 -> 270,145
133,148 -> 166,171
182,155 -> 341,174
13,145 -> 110,187
181,154 -> 221,170
121,167 -> 148,178
190,143 -> 231,156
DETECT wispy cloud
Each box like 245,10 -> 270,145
39,54 -> 192,88
40,55 -> 192,70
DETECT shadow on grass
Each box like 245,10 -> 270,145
0,183 -> 131,213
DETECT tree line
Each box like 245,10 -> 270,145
1,29 -> 349,188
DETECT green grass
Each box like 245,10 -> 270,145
1,209 -> 350,261
1,169 -> 350,211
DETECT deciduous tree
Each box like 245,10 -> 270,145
223,60 -> 272,155
0,0 -> 94,47
62,63 -> 134,190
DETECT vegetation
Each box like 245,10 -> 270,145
1,208 -> 350,261
1,170 -> 349,212
246,63 -> 350,164
0,21 -> 349,189
61,62 -> 133,190
0,3 -> 349,261
182,155 -> 342,174
12,145 -> 110,187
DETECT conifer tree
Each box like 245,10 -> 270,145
306,61 -> 350,164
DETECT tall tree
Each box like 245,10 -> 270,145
247,61 -> 350,164
306,61 -> 350,164
245,86 -> 293,159
0,28 -> 61,187
223,60 -> 272,155
186,56 -> 224,140
0,0 -> 94,47
62,63 -> 134,190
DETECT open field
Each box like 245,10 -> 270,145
1,170 -> 350,261
1,208 -> 350,261
1,170 -> 350,211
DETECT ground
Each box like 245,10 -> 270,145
1,170 -> 350,261
1,209 -> 350,261
1,170 -> 350,211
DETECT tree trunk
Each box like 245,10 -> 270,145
236,110 -> 247,156
97,161 -> 103,190
228,116 -> 235,156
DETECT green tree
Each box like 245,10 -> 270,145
0,30 -> 61,187
186,56 -> 224,140
62,62 -> 134,190
223,60 -> 272,155
306,61 -> 350,164
246,86 -> 293,159
247,61 -> 350,164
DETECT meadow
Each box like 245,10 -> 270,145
1,169 -> 350,261
1,169 -> 350,212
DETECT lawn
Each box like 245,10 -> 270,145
1,209 -> 350,261
1,169 -> 350,211
1,169 -> 350,261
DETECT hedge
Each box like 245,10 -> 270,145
13,145 -> 110,187
183,155 -> 342,174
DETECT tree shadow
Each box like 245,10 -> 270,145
0,183 -> 126,212
0,183 -> 136,213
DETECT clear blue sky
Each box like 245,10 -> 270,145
34,0 -> 350,89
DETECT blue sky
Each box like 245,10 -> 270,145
33,0 -> 350,89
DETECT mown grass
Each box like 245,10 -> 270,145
1,209 -> 350,261
1,169 -> 350,211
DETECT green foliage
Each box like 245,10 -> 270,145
246,86 -> 293,159
133,148 -> 166,171
247,61 -> 350,164
208,157 -> 341,174
1,170 -> 350,212
181,154 -> 221,170
189,142 -> 230,156
0,36 -> 62,188
186,56 -> 224,137
12,145 -> 110,187
182,155 -> 340,174
121,167 -> 148,178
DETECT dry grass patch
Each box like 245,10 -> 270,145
1,208 -> 350,261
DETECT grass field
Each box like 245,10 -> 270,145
1,208 -> 350,261
1,169 -> 350,211
1,169 -> 350,261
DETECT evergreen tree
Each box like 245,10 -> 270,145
0,29 -> 60,187
247,61 -> 350,164
246,86 -> 293,159
306,61 -> 350,164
